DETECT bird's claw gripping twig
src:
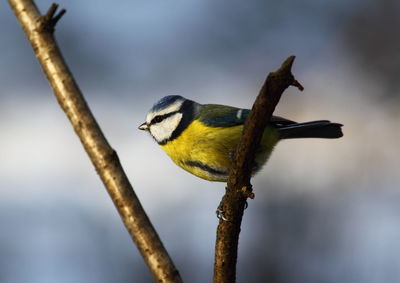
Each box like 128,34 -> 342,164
216,208 -> 230,222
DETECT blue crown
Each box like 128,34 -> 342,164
151,95 -> 184,112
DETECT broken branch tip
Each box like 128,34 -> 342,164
292,79 -> 304,91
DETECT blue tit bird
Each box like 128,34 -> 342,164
139,95 -> 343,182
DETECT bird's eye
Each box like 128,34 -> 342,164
153,115 -> 163,123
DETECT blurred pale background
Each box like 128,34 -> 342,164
1,0 -> 399,282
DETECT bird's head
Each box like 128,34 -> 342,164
139,95 -> 199,144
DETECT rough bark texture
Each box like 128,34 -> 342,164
8,1 -> 182,282
214,56 -> 304,283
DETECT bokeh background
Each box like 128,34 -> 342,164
1,0 -> 400,282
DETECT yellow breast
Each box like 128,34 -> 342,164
160,120 -> 279,181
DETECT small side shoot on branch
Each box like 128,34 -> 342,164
39,3 -> 66,32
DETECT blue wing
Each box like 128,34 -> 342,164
198,104 -> 250,127
198,104 -> 297,127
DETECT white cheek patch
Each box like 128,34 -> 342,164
150,112 -> 183,143
146,99 -> 184,124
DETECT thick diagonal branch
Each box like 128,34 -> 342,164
214,56 -> 303,283
8,1 -> 182,282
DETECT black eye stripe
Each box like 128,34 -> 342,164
156,99 -> 195,145
150,111 -> 180,125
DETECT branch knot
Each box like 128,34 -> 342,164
240,185 -> 254,199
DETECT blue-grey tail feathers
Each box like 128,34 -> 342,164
278,120 -> 343,139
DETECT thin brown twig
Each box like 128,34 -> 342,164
50,8 -> 66,27
44,3 -> 58,19
8,1 -> 182,282
213,56 -> 303,283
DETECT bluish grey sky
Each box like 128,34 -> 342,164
1,1 -> 399,282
